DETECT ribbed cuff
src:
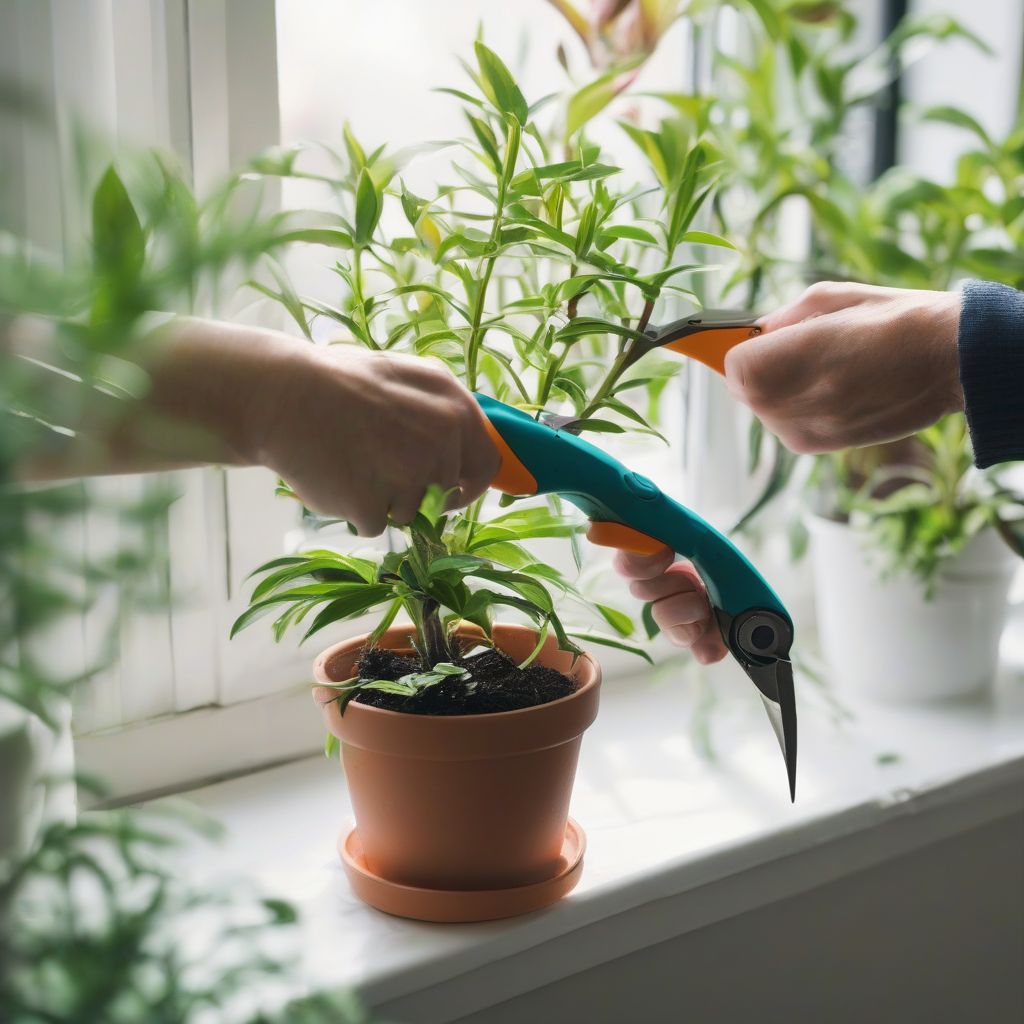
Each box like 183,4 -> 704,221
957,279 -> 1024,468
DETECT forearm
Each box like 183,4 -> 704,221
7,317 -> 297,481
957,280 -> 1024,468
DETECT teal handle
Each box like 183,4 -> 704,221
476,394 -> 789,624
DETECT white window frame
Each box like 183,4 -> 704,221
2,0 -> 329,802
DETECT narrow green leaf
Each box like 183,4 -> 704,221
354,167 -> 382,244
474,41 -> 528,125
681,230 -> 736,250
567,73 -> 618,138
302,584 -> 394,641
596,603 -> 635,637
567,630 -> 653,663
92,166 -> 145,281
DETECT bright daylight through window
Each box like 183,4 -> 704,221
3,1 -> 1024,1021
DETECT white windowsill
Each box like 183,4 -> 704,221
159,646 -> 1024,1021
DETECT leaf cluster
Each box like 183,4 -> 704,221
236,39 -> 737,666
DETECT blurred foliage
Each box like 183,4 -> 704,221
0,102 -> 368,1020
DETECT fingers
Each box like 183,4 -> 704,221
613,552 -> 722,659
724,316 -> 827,412
627,562 -> 702,602
612,546 -> 676,580
458,405 -> 502,506
692,629 -> 729,665
758,280 -> 882,333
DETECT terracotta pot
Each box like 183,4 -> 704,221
312,622 -> 600,892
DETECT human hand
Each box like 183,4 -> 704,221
247,338 -> 500,536
724,282 -> 963,454
613,546 -> 727,663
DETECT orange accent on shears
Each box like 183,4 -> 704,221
661,324 -> 761,375
586,520 -> 666,556
483,418 -> 538,495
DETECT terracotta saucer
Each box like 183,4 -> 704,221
338,818 -> 585,923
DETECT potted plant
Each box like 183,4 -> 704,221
650,2 -> 1024,702
806,420 -> 1021,701
234,38 -> 733,919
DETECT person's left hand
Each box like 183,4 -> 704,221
613,546 -> 727,663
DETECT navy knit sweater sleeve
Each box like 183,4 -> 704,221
957,279 -> 1024,468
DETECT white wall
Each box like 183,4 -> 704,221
902,0 -> 1023,179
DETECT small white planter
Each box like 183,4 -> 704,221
808,515 -> 1017,703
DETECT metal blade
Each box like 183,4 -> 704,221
759,659 -> 797,802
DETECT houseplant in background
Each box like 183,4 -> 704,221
679,1 -> 1024,702
234,37 -> 737,918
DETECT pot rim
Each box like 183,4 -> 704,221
312,622 -> 602,760
312,622 -> 599,723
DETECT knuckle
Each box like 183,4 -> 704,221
805,280 -> 841,301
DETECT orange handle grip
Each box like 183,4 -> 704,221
483,418 -> 538,496
663,325 -> 760,375
586,520 -> 666,556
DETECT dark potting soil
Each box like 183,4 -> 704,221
352,645 -> 577,716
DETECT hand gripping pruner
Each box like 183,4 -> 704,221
476,311 -> 799,801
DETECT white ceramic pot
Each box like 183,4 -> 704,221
808,516 -> 1017,703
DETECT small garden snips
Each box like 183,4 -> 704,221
476,310 -> 799,801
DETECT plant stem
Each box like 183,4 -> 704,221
575,297 -> 654,420
407,595 -> 453,668
465,257 -> 496,391
466,119 -> 520,389
352,246 -> 379,349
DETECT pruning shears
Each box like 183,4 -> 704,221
634,308 -> 763,374
476,310 -> 799,801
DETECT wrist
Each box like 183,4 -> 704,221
924,291 -> 964,416
148,318 -> 305,468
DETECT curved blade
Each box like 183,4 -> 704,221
759,658 -> 797,802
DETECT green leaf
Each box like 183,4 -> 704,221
567,630 -> 653,663
324,732 -> 339,760
465,112 -> 501,172
572,418 -> 626,435
680,230 -> 735,250
732,439 -> 799,535
428,554 -> 491,576
268,227 -> 355,249
354,167 -> 382,244
92,166 -> 145,281
342,120 -> 366,170
361,679 -> 417,697
554,317 -> 645,343
302,584 -> 394,641
414,484 -> 453,528
596,603 -> 635,637
597,224 -> 659,246
367,598 -> 402,645
474,41 -> 528,125
567,72 -> 619,138
641,602 -> 660,640
919,105 -> 991,146
466,568 -> 554,614
247,260 -> 312,339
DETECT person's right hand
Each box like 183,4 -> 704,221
250,341 -> 500,536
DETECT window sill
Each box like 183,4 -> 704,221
157,652 -> 1024,1020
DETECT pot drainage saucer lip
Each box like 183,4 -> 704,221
338,819 -> 585,923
